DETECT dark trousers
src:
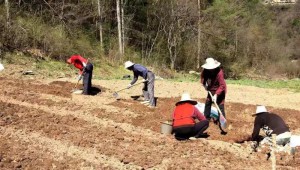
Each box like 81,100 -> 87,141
83,62 -> 93,95
204,92 -> 226,119
173,120 -> 209,140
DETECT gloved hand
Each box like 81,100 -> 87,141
250,141 -> 258,152
212,94 -> 217,102
77,74 -> 83,81
127,84 -> 133,89
82,62 -> 87,74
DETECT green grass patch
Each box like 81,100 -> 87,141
36,60 -> 74,77
168,73 -> 199,82
3,52 -> 299,93
227,79 -> 300,92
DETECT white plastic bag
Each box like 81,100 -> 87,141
195,102 -> 219,119
0,63 -> 4,72
290,135 -> 300,147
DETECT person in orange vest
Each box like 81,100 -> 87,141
172,93 -> 209,140
67,55 -> 93,95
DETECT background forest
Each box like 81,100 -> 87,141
0,0 -> 299,79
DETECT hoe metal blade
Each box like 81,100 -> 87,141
113,92 -> 121,100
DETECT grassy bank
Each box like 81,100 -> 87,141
227,79 -> 300,92
167,74 -> 300,92
1,53 -> 299,92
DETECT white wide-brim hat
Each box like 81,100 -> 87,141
0,63 -> 4,72
124,61 -> 135,69
201,58 -> 221,69
176,92 -> 197,106
252,105 -> 267,116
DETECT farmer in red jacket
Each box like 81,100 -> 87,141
67,55 -> 93,95
200,58 -> 227,121
172,93 -> 209,140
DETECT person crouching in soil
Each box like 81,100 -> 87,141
124,61 -> 156,108
251,105 -> 291,149
67,55 -> 93,95
200,57 -> 227,122
172,93 -> 209,140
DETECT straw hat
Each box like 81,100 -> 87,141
124,61 -> 135,69
176,93 -> 197,106
0,63 -> 4,72
252,105 -> 268,116
201,58 -> 221,70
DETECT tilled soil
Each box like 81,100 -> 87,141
0,76 -> 299,169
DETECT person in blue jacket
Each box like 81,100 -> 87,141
124,61 -> 156,108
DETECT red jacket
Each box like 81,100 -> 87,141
172,103 -> 206,127
67,55 -> 88,74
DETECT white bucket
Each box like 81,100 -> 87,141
160,121 -> 172,135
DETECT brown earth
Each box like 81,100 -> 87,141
0,76 -> 300,169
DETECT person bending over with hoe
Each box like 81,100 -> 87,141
124,61 -> 156,108
200,57 -> 227,122
67,55 -> 93,95
250,105 -> 291,149
172,93 -> 209,140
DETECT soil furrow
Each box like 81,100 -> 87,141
0,96 -> 159,138
0,99 -> 270,169
1,77 -> 299,169
1,127 -> 141,170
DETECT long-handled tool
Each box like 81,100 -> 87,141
208,91 -> 227,132
71,79 -> 81,93
113,81 -> 145,100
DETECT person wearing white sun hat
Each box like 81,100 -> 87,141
200,57 -> 227,122
124,61 -> 156,108
251,105 -> 291,147
172,92 -> 209,140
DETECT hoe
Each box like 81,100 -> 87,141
113,81 -> 144,100
208,91 -> 228,133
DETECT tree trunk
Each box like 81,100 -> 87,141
197,0 -> 201,69
5,0 -> 10,27
116,0 -> 123,57
97,0 -> 103,49
121,0 -> 125,55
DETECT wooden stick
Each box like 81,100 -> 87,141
271,134 -> 277,170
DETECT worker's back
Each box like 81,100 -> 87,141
256,112 -> 289,135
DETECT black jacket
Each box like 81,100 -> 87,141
252,112 -> 289,142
